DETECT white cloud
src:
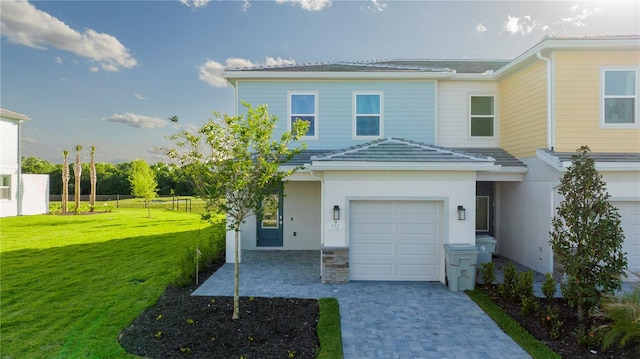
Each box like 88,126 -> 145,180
54,56 -> 62,64
134,93 -> 146,100
502,15 -> 548,35
361,0 -> 387,12
89,66 -> 99,73
198,56 -> 296,88
275,0 -> 332,11
0,0 -> 137,72
179,0 -> 211,9
107,113 -> 167,129
242,0 -> 251,12
562,4 -> 603,27
475,22 -> 487,33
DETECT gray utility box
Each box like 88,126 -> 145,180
475,235 -> 497,265
443,244 -> 478,292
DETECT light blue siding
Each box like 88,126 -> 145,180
237,80 -> 436,149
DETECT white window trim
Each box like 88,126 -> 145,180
0,174 -> 11,201
287,91 -> 319,140
468,94 -> 496,138
600,67 -> 639,129
353,91 -> 384,140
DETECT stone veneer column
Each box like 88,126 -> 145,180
321,247 -> 349,284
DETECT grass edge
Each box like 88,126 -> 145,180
466,289 -> 561,359
317,297 -> 343,359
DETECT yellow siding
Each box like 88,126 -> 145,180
554,51 -> 640,153
499,61 -> 547,158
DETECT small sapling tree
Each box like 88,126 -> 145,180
61,150 -> 70,214
73,145 -> 82,215
89,146 -> 97,212
164,102 -> 308,319
550,146 -> 627,321
129,159 -> 158,218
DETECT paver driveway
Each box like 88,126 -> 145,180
193,250 -> 530,359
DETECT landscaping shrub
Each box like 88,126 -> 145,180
499,262 -> 519,302
173,228 -> 225,287
479,262 -> 496,287
542,273 -> 557,300
593,283 -> 640,350
518,271 -> 538,316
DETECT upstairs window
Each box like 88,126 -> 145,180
602,69 -> 637,126
0,175 -> 10,200
354,93 -> 382,138
470,96 -> 495,137
289,92 -> 317,139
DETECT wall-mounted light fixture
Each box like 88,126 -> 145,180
457,205 -> 466,221
333,205 -> 340,221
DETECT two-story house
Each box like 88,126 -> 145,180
222,35 -> 639,284
0,108 -> 31,217
495,35 -> 640,279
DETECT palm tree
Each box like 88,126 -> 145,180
73,145 -> 82,215
61,150 -> 70,213
89,146 -> 97,212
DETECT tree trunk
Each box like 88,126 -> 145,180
90,149 -> 96,212
233,228 -> 240,320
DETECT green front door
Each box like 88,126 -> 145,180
256,191 -> 283,247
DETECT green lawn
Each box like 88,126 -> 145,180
0,209 -> 222,358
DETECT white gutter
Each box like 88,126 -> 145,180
537,52 -> 555,150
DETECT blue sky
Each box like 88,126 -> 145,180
1,0 -> 638,163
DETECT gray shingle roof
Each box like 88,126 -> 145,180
309,138 -> 494,164
286,140 -> 527,171
539,149 -> 640,163
232,60 -> 510,74
455,148 -> 527,167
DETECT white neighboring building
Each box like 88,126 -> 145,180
1,108 -> 30,217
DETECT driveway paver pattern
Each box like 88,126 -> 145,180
194,250 -> 531,359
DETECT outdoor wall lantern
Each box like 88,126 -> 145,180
333,205 -> 340,221
457,205 -> 466,221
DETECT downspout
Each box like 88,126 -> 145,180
537,52 -> 555,151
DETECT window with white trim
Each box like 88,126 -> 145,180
470,96 -> 495,137
289,92 -> 317,139
354,93 -> 382,138
602,69 -> 637,126
0,175 -> 11,200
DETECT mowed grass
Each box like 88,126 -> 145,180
0,209 -> 223,358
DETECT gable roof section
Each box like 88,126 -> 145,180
537,149 -> 640,172
303,138 -> 500,171
224,35 -> 639,82
233,60 -> 509,74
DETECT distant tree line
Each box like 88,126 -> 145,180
21,156 -> 195,196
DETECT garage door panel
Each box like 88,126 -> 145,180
350,243 -> 394,255
397,243 -> 438,256
350,200 -> 442,281
397,202 -> 438,215
351,264 -> 393,277
351,222 -> 393,235
397,264 -> 438,277
397,222 -> 438,236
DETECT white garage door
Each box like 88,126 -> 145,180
613,201 -> 640,279
349,201 -> 441,281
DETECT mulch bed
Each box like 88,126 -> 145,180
482,285 -> 639,358
118,258 -> 320,359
